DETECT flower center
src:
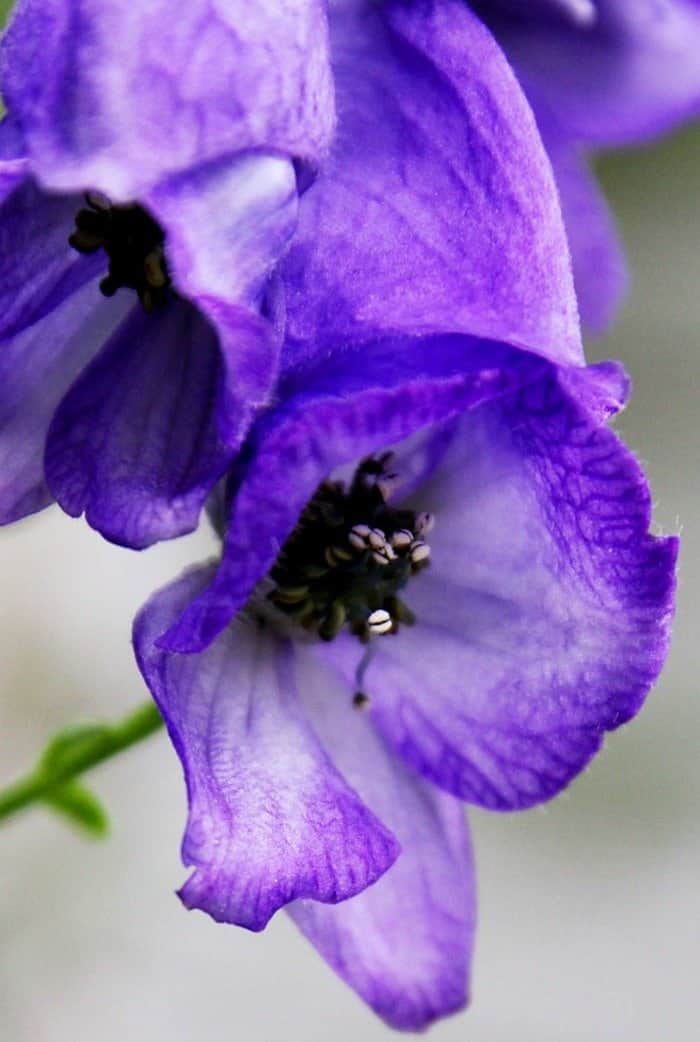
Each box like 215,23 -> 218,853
69,192 -> 171,311
267,454 -> 433,642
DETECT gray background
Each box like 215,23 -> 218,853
0,126 -> 698,1041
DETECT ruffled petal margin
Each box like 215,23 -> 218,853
133,564 -> 399,932
322,364 -> 677,809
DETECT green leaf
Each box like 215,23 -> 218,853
0,701 -> 162,828
43,781 -> 110,839
39,723 -> 114,775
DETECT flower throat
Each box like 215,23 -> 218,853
267,455 -> 433,643
69,192 -> 171,311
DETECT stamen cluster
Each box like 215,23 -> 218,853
268,455 -> 433,642
69,193 -> 171,311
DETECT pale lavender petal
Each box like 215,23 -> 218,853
133,565 -> 399,932
289,647 -> 475,1031
146,152 -> 298,311
1,0 -> 334,197
322,365 -> 677,809
144,152 -> 296,427
45,298 -> 236,549
160,335 -> 548,652
0,283 -> 127,523
279,0 -> 582,371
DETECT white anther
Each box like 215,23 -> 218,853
372,545 -> 396,566
348,524 -> 371,550
415,512 -> 435,536
368,528 -> 387,550
410,540 -> 431,564
391,529 -> 413,550
368,609 -> 393,635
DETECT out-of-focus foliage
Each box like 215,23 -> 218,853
44,781 -> 110,837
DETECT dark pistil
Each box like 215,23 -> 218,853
69,192 -> 171,311
267,454 -> 433,643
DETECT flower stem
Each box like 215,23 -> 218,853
0,701 -> 163,824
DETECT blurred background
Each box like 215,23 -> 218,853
0,25 -> 698,1042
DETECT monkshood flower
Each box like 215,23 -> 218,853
133,0 -> 677,1029
473,0 -> 700,331
0,0 -> 333,546
135,358 -> 676,1032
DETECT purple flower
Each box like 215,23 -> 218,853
132,1 -> 677,1029
0,0 -> 333,546
135,360 -> 676,1031
474,0 -> 700,330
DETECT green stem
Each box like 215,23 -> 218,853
0,701 -> 163,823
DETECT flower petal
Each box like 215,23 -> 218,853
0,175 -> 102,339
133,564 -> 400,932
44,298 -> 238,549
0,283 -> 126,523
145,151 -> 298,312
322,365 -> 677,809
288,647 -> 475,1032
0,113 -> 27,165
160,334 -> 549,652
543,130 -> 628,333
280,0 -> 582,370
485,0 -> 599,22
484,0 -> 700,145
142,152 -> 296,425
1,0 -> 334,197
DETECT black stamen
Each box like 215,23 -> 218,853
266,455 -> 432,642
69,193 -> 172,311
